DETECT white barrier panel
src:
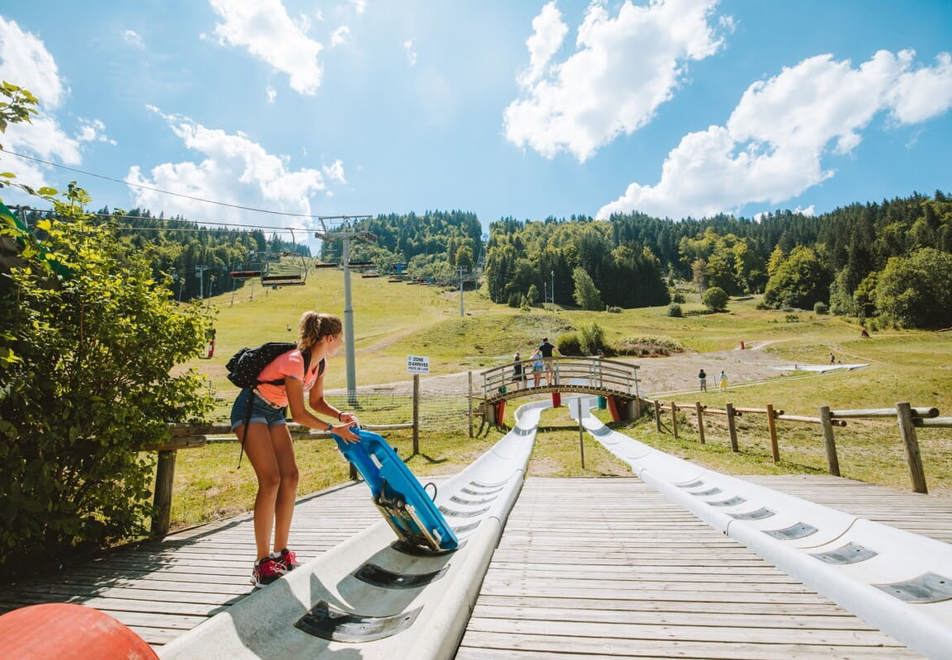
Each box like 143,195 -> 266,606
161,403 -> 544,660
579,406 -> 952,659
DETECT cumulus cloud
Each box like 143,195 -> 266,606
331,26 -> 350,48
127,107 -> 345,224
208,0 -> 324,95
350,0 -> 367,15
122,29 -> 145,49
403,39 -> 417,67
0,17 -> 83,190
597,49 -> 952,220
76,118 -> 117,145
505,0 -> 727,162
520,1 -> 568,87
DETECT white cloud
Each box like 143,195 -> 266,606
520,1 -> 567,87
127,107 -> 345,223
331,26 -> 350,48
795,205 -> 815,216
0,17 -> 82,191
598,49 -> 952,220
75,118 -> 117,145
122,29 -> 145,49
266,85 -> 277,104
505,0 -> 727,162
350,0 -> 367,15
208,0 -> 324,95
403,39 -> 417,67
0,16 -> 65,108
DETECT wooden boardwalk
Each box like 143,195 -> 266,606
457,477 -> 929,659
0,482 -> 377,649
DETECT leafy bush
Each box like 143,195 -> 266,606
763,245 -> 830,309
0,188 -> 213,577
671,291 -> 686,303
556,332 -> 582,356
814,301 -> 829,315
615,335 -> 684,357
702,286 -> 729,312
667,303 -> 683,317
578,322 -> 608,356
785,313 -> 800,323
606,305 -> 622,313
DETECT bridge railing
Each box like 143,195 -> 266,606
481,356 -> 640,400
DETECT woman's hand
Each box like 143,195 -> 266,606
334,422 -> 360,443
338,411 -> 359,425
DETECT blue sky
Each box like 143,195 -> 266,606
1,0 -> 951,246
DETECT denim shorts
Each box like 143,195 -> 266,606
230,388 -> 288,431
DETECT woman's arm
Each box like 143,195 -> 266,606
287,377 -> 358,441
308,372 -> 359,424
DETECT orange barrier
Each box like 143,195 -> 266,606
0,603 -> 157,659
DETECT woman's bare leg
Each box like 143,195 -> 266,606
238,423 -> 281,561
270,424 -> 299,552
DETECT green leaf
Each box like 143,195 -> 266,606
37,186 -> 57,197
0,172 -> 15,179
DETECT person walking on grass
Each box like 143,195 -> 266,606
231,311 -> 360,588
719,369 -> 728,392
698,369 -> 707,392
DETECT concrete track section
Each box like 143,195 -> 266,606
160,403 -> 545,660
575,403 -> 952,658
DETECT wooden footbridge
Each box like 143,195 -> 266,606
478,356 -> 642,426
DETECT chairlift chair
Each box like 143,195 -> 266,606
260,228 -> 309,287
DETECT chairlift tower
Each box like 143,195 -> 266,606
195,265 -> 210,300
315,215 -> 374,407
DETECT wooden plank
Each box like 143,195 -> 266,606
896,402 -> 928,493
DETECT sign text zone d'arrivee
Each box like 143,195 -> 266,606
407,355 -> 429,374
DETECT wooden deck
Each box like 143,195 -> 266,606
457,477 -> 931,659
0,482 -> 377,648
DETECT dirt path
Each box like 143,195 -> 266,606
327,344 -> 789,397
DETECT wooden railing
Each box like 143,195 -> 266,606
481,356 -> 640,401
646,399 -> 947,494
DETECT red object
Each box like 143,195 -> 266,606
0,603 -> 157,659
607,396 -> 622,422
495,400 -> 507,424
551,392 -> 561,408
740,340 -> 746,350
207,338 -> 216,358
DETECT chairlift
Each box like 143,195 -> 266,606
261,228 -> 308,287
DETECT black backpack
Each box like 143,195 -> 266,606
226,342 -> 324,388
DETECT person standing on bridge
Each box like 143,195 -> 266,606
231,312 -> 360,588
530,349 -> 544,387
511,352 -> 524,389
539,337 -> 557,385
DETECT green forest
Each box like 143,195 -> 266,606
483,192 -> 952,328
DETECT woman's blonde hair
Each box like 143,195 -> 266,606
298,312 -> 343,352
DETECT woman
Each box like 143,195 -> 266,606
230,311 -> 359,587
511,352 -> 523,389
531,350 -> 544,387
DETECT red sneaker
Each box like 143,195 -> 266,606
276,548 -> 301,572
251,557 -> 286,588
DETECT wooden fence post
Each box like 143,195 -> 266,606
695,402 -> 705,444
725,402 -> 738,452
896,402 -> 928,494
671,402 -> 679,439
412,373 -> 420,455
151,449 -> 177,538
467,371 -> 474,439
766,403 -> 780,463
654,400 -> 662,432
819,405 -> 840,476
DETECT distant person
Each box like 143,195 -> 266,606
511,352 -> 524,389
698,369 -> 707,392
530,350 -> 544,387
861,327 -> 870,338
539,337 -> 557,385
719,370 -> 728,392
830,352 -> 836,365
231,312 -> 359,588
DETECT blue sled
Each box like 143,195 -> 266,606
332,428 -> 459,552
